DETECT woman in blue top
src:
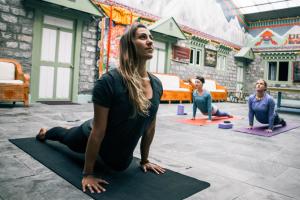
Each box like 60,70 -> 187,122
248,79 -> 286,132
192,76 -> 232,121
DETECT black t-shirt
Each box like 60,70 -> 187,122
82,68 -> 162,160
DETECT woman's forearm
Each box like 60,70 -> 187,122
83,131 -> 104,174
140,118 -> 156,163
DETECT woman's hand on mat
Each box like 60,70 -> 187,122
141,162 -> 166,174
82,176 -> 109,193
191,117 -> 195,120
265,129 -> 273,133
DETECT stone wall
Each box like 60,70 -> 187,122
169,51 -> 238,92
0,0 -> 34,74
0,0 -> 99,95
78,19 -> 99,94
244,54 -> 264,95
245,54 -> 300,100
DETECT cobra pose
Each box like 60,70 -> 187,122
192,76 -> 232,121
36,23 -> 165,193
248,79 -> 286,132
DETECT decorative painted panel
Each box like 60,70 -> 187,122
247,25 -> 300,49
204,48 -> 217,67
172,45 -> 190,63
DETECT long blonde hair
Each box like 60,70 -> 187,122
118,23 -> 151,116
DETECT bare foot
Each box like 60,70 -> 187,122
228,115 -> 233,118
36,128 -> 47,142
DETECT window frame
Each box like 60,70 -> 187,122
189,46 -> 204,67
217,53 -> 227,71
265,60 -> 292,84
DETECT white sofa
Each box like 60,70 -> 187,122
153,73 -> 192,103
189,78 -> 227,101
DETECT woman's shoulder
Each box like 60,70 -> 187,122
249,94 -> 256,100
149,72 -> 161,83
265,93 -> 275,102
203,90 -> 211,97
96,68 -> 121,83
148,72 -> 163,89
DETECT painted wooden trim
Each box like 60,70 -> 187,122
30,9 -> 43,102
72,19 -> 83,102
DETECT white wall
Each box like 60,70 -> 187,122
115,0 -> 247,46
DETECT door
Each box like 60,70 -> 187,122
236,64 -> 245,101
38,15 -> 74,101
148,41 -> 166,73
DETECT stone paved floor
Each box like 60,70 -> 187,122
0,102 -> 299,200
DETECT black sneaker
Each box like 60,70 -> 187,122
281,119 -> 286,127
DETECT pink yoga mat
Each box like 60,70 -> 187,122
177,116 -> 241,126
234,123 -> 300,137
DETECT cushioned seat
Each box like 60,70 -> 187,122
0,58 -> 30,106
153,73 -> 192,103
189,78 -> 227,101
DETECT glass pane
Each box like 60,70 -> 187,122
149,49 -> 158,72
268,62 -> 277,81
279,62 -> 289,81
56,67 -> 70,98
293,62 -> 300,82
157,50 -> 166,73
58,31 -> 73,64
41,28 -> 56,62
44,15 -> 73,29
39,66 -> 54,98
190,49 -> 194,64
196,50 -> 200,65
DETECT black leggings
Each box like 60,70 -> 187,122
44,126 -> 132,171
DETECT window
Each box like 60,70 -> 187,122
189,48 -> 202,66
267,61 -> 289,82
189,48 -> 195,64
293,61 -> 300,82
268,62 -> 277,81
217,55 -> 226,70
196,50 -> 202,65
279,62 -> 289,81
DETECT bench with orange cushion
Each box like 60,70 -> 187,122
153,73 -> 192,103
189,78 -> 227,101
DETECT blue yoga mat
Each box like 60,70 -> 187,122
10,137 -> 210,200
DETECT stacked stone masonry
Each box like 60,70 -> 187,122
0,0 -> 33,74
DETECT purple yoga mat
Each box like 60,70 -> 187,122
234,123 -> 300,137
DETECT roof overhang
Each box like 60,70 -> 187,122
148,17 -> 186,40
41,0 -> 103,17
234,47 -> 254,61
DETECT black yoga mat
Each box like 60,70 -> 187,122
9,138 -> 210,200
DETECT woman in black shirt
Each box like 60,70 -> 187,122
36,23 -> 165,193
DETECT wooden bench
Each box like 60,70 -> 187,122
189,79 -> 227,101
153,73 -> 192,103
268,87 -> 300,114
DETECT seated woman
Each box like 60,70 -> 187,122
36,23 -> 165,194
248,79 -> 286,132
192,76 -> 232,121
